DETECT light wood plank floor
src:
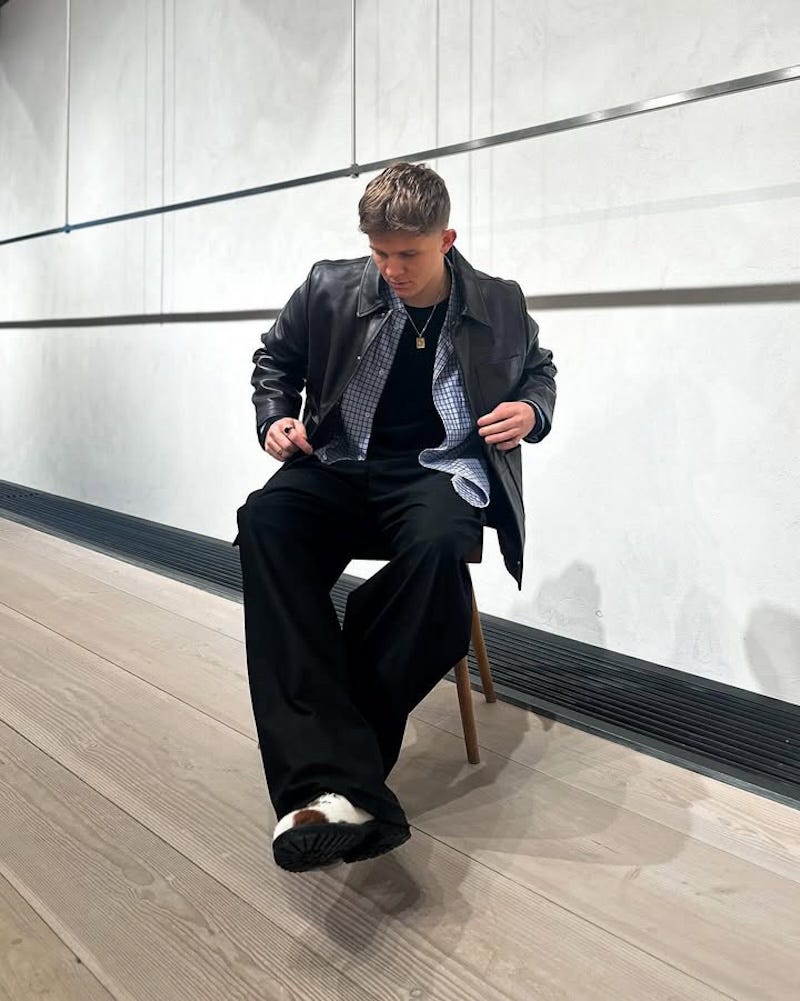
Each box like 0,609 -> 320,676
1,516 -> 798,1001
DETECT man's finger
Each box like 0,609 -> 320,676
478,417 -> 518,437
266,425 -> 296,461
477,402 -> 523,427
290,428 -> 314,455
483,427 -> 520,444
283,423 -> 313,455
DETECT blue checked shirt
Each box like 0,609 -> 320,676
315,261 -> 492,508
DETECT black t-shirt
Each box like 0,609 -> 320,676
367,298 -> 449,459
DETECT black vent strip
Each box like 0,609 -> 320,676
0,486 -> 244,601
476,621 -> 800,780
469,677 -> 800,807
1,479 -> 798,809
492,633 -> 799,738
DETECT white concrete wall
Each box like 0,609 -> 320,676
1,0 -> 799,703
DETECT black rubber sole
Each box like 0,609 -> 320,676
342,821 -> 411,863
273,820 -> 411,872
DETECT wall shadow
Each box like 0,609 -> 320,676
745,603 -> 800,706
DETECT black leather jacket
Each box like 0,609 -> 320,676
251,245 -> 556,585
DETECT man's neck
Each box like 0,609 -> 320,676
403,265 -> 451,308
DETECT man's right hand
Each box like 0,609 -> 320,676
265,419 -> 314,461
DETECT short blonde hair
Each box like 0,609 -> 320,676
358,162 -> 450,235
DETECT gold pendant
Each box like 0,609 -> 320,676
416,336 -> 426,350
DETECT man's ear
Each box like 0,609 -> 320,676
441,228 -> 457,254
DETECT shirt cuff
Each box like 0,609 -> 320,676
521,400 -> 545,443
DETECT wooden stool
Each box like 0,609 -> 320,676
355,541 -> 496,766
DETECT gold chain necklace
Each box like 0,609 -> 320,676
405,302 -> 439,350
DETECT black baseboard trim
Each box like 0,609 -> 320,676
1,479 -> 798,809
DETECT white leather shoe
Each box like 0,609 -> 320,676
272,792 -> 374,872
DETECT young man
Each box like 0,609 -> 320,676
236,162 -> 556,873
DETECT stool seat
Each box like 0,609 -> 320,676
354,541 -> 484,565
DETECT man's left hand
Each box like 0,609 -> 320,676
477,401 -> 536,451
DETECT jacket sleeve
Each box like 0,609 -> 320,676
250,271 -> 311,446
515,287 -> 557,443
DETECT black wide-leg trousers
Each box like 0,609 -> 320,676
235,454 -> 484,827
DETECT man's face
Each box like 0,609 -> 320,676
368,228 -> 457,306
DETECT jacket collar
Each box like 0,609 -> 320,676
356,244 -> 491,326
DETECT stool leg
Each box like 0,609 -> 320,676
471,592 -> 496,703
455,658 -> 480,765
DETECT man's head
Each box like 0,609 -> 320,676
359,162 -> 456,307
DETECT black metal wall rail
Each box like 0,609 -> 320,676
1,280 -> 799,331
1,64 -> 798,248
1,478 -> 798,809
